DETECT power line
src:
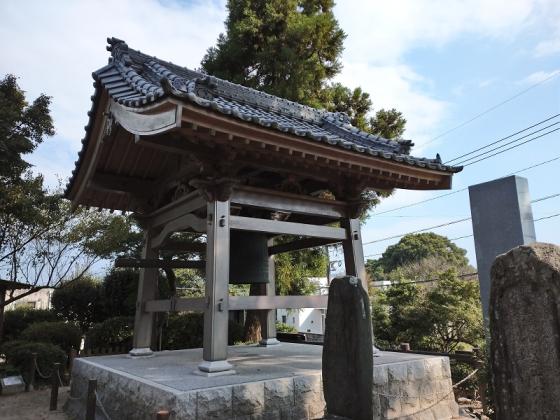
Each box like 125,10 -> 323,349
365,195 -> 559,247
532,193 -> 560,204
421,71 -> 560,147
373,272 -> 479,288
445,114 -> 560,164
363,217 -> 471,245
534,212 -> 560,222
460,127 -> 560,167
371,154 -> 560,216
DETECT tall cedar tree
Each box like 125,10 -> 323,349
202,0 -> 346,106
202,1 -> 407,341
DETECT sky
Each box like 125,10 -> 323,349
1,0 -> 559,268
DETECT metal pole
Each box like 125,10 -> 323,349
49,362 -> 60,411
85,379 -> 97,420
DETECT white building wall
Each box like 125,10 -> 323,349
4,288 -> 54,311
277,277 -> 328,334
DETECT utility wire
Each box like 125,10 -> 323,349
445,114 -> 560,164
372,154 -> 560,216
373,272 -> 479,288
363,217 -> 471,245
365,195 -> 559,247
460,127 -> 560,167
421,71 -> 560,147
453,121 -> 560,165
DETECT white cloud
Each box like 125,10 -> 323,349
0,0 -> 226,183
535,38 -> 560,57
334,0 -> 555,154
517,69 -> 560,85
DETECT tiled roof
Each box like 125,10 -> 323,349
67,37 -> 461,196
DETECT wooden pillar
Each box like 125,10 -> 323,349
0,287 -> 5,345
129,228 -> 158,356
198,199 -> 234,374
341,218 -> 367,291
260,240 -> 279,346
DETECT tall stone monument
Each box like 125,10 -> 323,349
322,276 -> 374,420
490,243 -> 560,419
469,175 -> 536,323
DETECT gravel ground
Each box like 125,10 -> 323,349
0,386 -> 69,420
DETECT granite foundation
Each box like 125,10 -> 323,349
65,343 -> 458,420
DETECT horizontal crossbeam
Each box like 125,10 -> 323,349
144,297 -> 207,312
268,237 -> 341,255
231,186 -> 347,219
230,216 -> 346,240
143,295 -> 328,312
115,257 -> 205,269
228,295 -> 328,310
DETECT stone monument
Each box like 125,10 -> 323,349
490,242 -> 560,419
322,276 -> 374,420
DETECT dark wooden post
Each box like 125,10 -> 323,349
68,348 -> 77,374
85,379 -> 97,420
0,286 -> 6,345
50,362 -> 61,410
25,352 -> 37,392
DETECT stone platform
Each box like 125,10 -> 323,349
65,343 -> 458,420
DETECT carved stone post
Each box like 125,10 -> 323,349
323,276 -> 374,419
130,228 -> 158,357
260,239 -> 279,346
490,243 -> 560,419
198,198 -> 234,375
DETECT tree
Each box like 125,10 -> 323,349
369,234 -> 483,352
368,232 -> 469,277
51,276 -> 103,332
202,0 -> 346,105
320,85 -> 407,140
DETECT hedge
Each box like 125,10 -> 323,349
162,313 -> 245,350
3,307 -> 60,341
21,321 -> 81,353
86,316 -> 134,349
1,340 -> 67,381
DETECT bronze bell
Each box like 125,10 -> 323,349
229,231 -> 269,284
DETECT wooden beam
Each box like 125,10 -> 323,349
115,257 -> 205,269
159,240 -> 206,253
268,238 -> 341,255
229,295 -> 328,310
148,191 -> 206,229
144,297 -> 207,312
230,216 -> 347,240
231,186 -> 347,219
151,214 -> 206,249
89,172 -> 156,195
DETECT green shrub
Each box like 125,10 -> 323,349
51,277 -> 103,332
162,313 -> 245,350
86,316 -> 134,349
21,321 -> 81,353
1,340 -> 66,382
275,322 -> 297,333
3,307 -> 60,341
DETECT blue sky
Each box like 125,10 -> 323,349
1,0 -> 558,268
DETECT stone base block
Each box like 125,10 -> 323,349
64,344 -> 458,420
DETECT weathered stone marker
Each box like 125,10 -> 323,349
323,276 -> 373,420
490,243 -> 560,419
